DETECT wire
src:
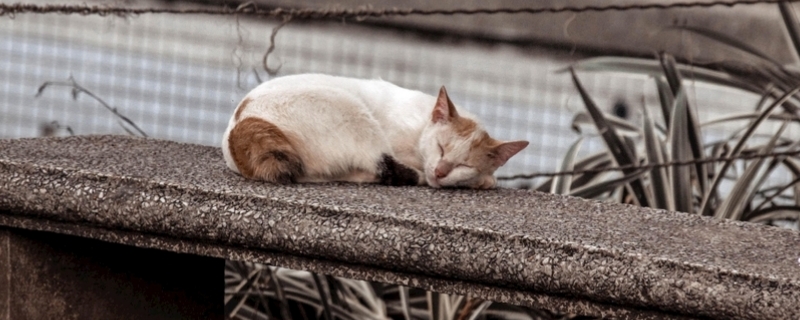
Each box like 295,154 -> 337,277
2,0 -> 800,19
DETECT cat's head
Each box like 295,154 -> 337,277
419,86 -> 529,189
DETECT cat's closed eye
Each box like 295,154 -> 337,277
438,144 -> 444,156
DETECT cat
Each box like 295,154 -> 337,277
221,74 -> 529,189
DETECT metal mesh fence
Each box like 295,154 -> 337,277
0,1 -> 768,187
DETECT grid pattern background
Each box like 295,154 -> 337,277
0,1 -> 771,187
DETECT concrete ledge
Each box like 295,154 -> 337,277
1,135 -> 799,319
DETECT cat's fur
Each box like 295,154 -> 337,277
222,74 -> 528,189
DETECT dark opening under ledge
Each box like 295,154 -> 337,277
1,135 -> 798,319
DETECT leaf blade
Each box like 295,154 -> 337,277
564,56 -> 761,93
779,2 -> 800,62
570,68 -> 651,207
699,86 -> 800,214
551,137 -> 584,194
668,89 -> 694,214
569,168 -> 649,199
643,101 -> 673,211
660,53 -> 708,200
715,121 -> 789,220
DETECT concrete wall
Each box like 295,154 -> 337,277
0,228 -> 222,320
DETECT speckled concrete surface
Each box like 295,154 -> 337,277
0,214 -> 685,320
1,135 -> 799,319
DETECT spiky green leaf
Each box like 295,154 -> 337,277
667,89 -> 694,214
643,102 -> 673,211
551,137 -> 584,194
701,112 -> 800,126
565,57 -> 760,93
779,2 -> 800,62
660,53 -> 709,198
715,121 -> 788,220
570,68 -> 651,207
537,152 -> 613,192
569,168 -> 649,199
654,76 -> 674,127
699,86 -> 800,214
748,206 -> 800,224
398,286 -> 411,320
572,112 -> 641,136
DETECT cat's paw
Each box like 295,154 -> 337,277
377,154 -> 420,186
471,175 -> 497,189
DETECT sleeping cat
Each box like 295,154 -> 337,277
221,74 -> 528,189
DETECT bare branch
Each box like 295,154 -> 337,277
35,77 -> 148,137
262,16 -> 291,76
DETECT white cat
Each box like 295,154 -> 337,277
221,74 -> 528,189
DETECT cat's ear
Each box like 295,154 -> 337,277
432,86 -> 459,123
490,140 -> 529,167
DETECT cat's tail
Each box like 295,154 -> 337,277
226,117 -> 304,184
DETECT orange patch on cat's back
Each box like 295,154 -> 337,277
453,117 -> 478,137
234,97 -> 253,121
227,117 -> 300,179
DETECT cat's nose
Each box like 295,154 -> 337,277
434,162 -> 452,178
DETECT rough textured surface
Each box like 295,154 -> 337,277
0,226 -> 222,320
0,230 -> 8,320
1,135 -> 799,319
0,214 -> 686,320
